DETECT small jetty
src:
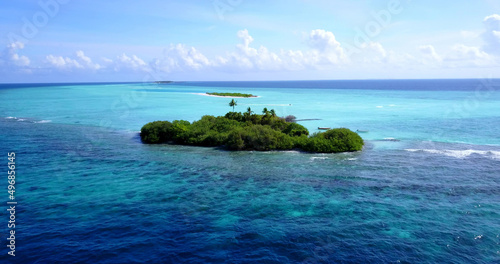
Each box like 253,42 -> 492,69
381,138 -> 400,142
296,118 -> 322,122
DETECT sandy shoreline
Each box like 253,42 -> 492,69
192,93 -> 259,98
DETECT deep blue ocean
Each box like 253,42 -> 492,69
0,79 -> 499,263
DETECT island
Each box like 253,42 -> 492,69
206,92 -> 257,98
140,108 -> 364,153
154,81 -> 174,84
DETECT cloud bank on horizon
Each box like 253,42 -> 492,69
0,0 -> 499,82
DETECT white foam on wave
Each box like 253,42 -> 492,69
281,150 -> 300,154
310,157 -> 328,161
405,149 -> 500,160
383,137 -> 400,142
34,120 -> 52,124
5,117 -> 52,124
376,106 -> 384,108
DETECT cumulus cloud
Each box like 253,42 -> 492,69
415,15 -> 500,68
444,44 -> 494,67
45,50 -> 101,71
214,29 -> 347,72
279,49 -> 306,71
0,42 -> 30,69
0,29 -> 401,77
307,29 -> 347,64
342,41 -> 415,68
113,53 -> 149,72
419,45 -> 442,63
101,57 -> 113,63
449,45 -> 490,60
385,51 -> 416,67
152,44 -> 211,73
482,14 -> 500,55
76,51 -> 101,70
45,55 -> 82,70
224,29 -> 283,70
236,29 -> 255,55
93,29 -> 353,75
6,16 -> 500,81
357,42 -> 387,63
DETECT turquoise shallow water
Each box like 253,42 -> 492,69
0,80 -> 499,263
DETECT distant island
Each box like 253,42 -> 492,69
140,108 -> 363,153
154,81 -> 174,84
206,92 -> 257,98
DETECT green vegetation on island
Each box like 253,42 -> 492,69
140,107 -> 363,153
207,92 -> 256,98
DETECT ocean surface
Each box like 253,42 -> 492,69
0,79 -> 499,263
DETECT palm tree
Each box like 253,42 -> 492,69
247,107 -> 253,115
229,99 -> 237,112
270,109 -> 276,117
262,107 -> 269,115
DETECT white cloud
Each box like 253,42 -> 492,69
414,15 -> 500,69
45,50 -> 102,71
233,29 -> 283,70
307,29 -> 346,64
418,45 -> 442,63
46,54 -> 82,70
357,42 -> 387,63
76,51 -> 101,70
279,49 -> 306,71
214,29 -> 348,72
449,45 -> 490,60
236,29 -> 255,56
1,42 -> 30,69
444,44 -> 495,67
0,30 -> 413,78
482,14 -> 500,55
171,44 -> 210,69
213,29 -> 284,71
101,57 -> 113,63
341,41 -> 416,68
384,51 -> 416,67
5,13 -> 500,81
113,54 -> 149,72
150,44 -> 212,73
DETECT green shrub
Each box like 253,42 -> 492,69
283,122 -> 309,137
171,120 -> 191,144
323,128 -> 364,152
212,116 -> 240,132
140,121 -> 173,143
226,127 -> 246,150
302,128 -> 363,153
140,111 -> 363,153
269,118 -> 289,132
225,111 -> 244,122
242,125 -> 279,151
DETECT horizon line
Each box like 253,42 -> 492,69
1,78 -> 499,85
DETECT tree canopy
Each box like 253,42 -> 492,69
141,109 -> 364,153
229,99 -> 237,112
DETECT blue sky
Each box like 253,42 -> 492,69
1,0 -> 500,82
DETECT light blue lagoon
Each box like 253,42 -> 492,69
0,80 -> 499,263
